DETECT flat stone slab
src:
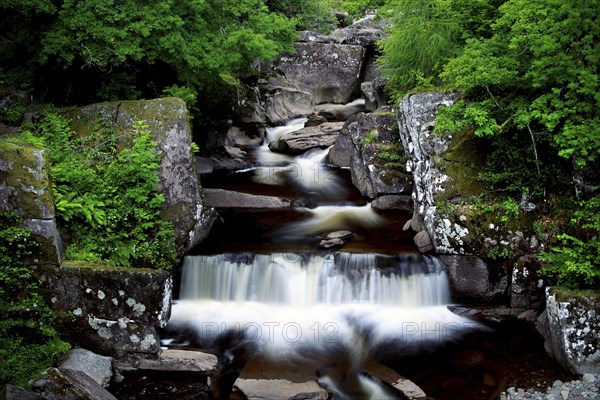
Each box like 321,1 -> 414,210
235,378 -> 328,400
203,188 -> 291,208
122,349 -> 218,373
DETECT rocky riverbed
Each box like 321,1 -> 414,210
501,374 -> 599,400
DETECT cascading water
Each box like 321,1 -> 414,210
164,100 -> 484,399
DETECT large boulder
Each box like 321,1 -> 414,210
269,122 -> 344,154
0,139 -> 63,264
43,262 -> 172,357
330,109 -> 412,203
67,97 -> 216,256
264,88 -> 315,126
203,189 -> 291,209
537,287 -> 600,375
440,255 -> 509,305
268,42 -> 365,105
397,92 -> 463,253
31,368 -> 117,400
330,14 -> 387,47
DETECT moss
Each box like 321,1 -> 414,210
0,139 -> 53,218
552,286 -> 600,302
433,127 -> 486,202
61,260 -> 165,275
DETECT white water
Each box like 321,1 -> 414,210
276,203 -> 386,237
169,252 -> 481,362
250,117 -> 347,196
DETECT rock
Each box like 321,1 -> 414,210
440,255 -> 509,304
269,122 -> 344,154
296,30 -> 336,44
118,349 -> 218,374
315,100 -> 366,122
31,368 -> 117,400
582,373 -> 596,383
43,263 -> 172,356
58,348 -> 113,388
67,97 -> 216,256
517,309 -> 540,322
328,131 -> 354,168
537,287 -> 600,375
319,238 -> 345,249
234,378 -> 328,400
398,91 -> 474,254
304,114 -> 328,127
330,14 -> 388,47
319,230 -> 354,249
264,88 -> 314,126
203,189 -> 291,208
268,42 -> 365,105
0,140 -> 63,264
510,255 -> 545,311
333,110 -> 412,200
413,231 -> 433,253
226,125 -> 264,147
372,195 -> 413,211
326,230 -> 353,240
0,385 -> 42,400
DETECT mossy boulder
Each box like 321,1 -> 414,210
66,97 -> 216,256
42,262 -> 172,357
0,137 -> 63,263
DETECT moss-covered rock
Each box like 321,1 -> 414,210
0,137 -> 63,263
66,97 -> 216,256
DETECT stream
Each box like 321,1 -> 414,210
115,109 -> 572,400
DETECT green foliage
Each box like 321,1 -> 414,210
38,0 -> 297,97
377,0 -> 502,97
28,113 -> 177,269
0,211 -> 70,387
163,85 -> 198,109
539,197 -> 600,289
440,0 -> 600,169
266,0 -> 338,33
377,0 -> 462,95
338,0 -> 385,18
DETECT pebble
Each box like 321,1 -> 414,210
502,374 -> 600,400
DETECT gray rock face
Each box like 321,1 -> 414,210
119,349 -> 218,374
59,349 -> 113,388
270,42 -> 365,105
329,14 -> 388,47
331,110 -> 412,200
31,368 -> 117,400
43,263 -> 172,356
440,255 -> 509,304
396,92 -> 463,252
269,122 -> 344,154
68,97 -> 216,256
537,288 -> 600,375
203,188 -> 290,209
0,141 -> 63,264
0,385 -> 43,400
264,88 -> 315,126
235,379 -> 328,400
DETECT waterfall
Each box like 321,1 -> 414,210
179,252 -> 450,307
169,252 -> 480,359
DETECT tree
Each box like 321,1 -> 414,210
24,0 -> 297,105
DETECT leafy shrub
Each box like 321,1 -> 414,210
28,113 -> 177,269
539,197 -> 600,289
0,211 -> 71,387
